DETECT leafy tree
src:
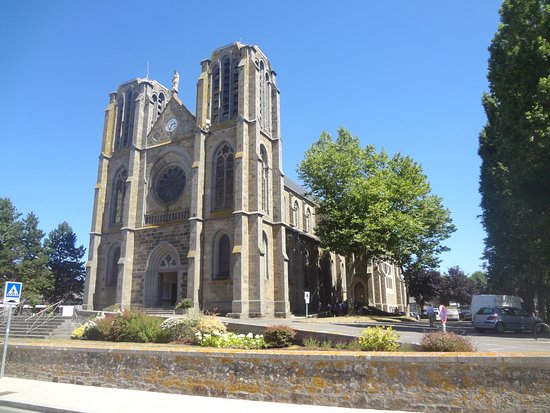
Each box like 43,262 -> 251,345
298,127 -> 455,303
0,199 -> 52,303
405,268 -> 441,312
18,213 -> 54,303
44,222 -> 86,303
470,270 -> 489,294
438,266 -> 475,306
0,198 -> 23,286
478,0 -> 550,319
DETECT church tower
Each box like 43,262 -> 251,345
191,43 -> 290,317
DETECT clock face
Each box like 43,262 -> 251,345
165,118 -> 178,132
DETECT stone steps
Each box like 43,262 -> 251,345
0,315 -> 77,339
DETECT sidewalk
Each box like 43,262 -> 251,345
0,377 -> 415,413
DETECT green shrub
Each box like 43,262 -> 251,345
358,326 -> 400,351
160,315 -> 200,343
175,298 -> 193,309
107,310 -> 170,343
419,332 -> 476,352
81,313 -> 113,340
345,339 -> 363,351
303,337 -> 321,348
263,325 -> 297,348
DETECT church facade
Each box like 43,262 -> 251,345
82,43 -> 407,317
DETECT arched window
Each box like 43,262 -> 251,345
106,246 -> 120,287
259,60 -> 270,131
305,208 -> 311,233
214,144 -> 234,210
231,57 -> 239,119
115,96 -> 124,149
262,232 -> 269,280
380,261 -> 394,290
216,234 -> 231,279
211,54 -> 239,125
121,88 -> 134,148
292,200 -> 299,228
260,145 -> 269,213
221,56 -> 231,121
150,92 -> 165,126
112,168 -> 128,225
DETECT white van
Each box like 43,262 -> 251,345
470,295 -> 524,320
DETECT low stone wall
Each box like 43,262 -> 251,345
4,342 -> 550,413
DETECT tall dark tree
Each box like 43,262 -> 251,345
19,213 -> 54,303
44,222 -> 86,303
478,0 -> 550,319
405,268 -> 441,313
0,199 -> 52,303
438,266 -> 475,306
0,198 -> 23,286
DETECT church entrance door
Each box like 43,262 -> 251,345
159,272 -> 177,308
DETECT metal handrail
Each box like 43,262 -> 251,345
1,301 -> 27,326
25,300 -> 64,334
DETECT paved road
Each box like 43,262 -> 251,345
224,317 -> 550,352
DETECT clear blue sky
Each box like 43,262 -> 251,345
0,0 -> 502,275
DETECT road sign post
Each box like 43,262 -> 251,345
1,281 -> 23,378
439,305 -> 447,333
304,291 -> 310,319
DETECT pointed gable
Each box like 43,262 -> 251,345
148,92 -> 196,145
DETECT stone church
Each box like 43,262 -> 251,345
82,42 -> 407,317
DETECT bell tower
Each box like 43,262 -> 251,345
188,43 -> 290,317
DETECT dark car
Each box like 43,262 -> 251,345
459,309 -> 472,321
472,306 -> 542,333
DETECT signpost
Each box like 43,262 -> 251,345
439,304 -> 447,333
1,281 -> 22,378
304,291 -> 310,319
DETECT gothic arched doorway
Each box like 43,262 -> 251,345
144,242 -> 183,308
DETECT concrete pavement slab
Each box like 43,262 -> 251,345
0,377 -> 416,413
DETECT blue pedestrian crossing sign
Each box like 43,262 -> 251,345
3,282 -> 22,304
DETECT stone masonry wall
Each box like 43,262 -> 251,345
4,343 -> 549,413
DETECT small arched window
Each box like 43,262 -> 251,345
259,60 -> 271,131
106,246 -> 120,287
217,234 -> 231,279
115,96 -> 124,149
292,200 -> 299,228
262,232 -> 269,280
214,144 -> 234,210
305,208 -> 311,233
112,168 -> 128,225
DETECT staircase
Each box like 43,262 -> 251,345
0,315 -> 77,339
144,307 -> 174,318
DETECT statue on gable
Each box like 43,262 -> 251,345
172,70 -> 180,93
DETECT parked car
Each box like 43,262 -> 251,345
472,306 -> 543,333
445,307 -> 460,321
459,309 -> 472,321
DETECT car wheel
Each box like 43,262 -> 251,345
495,322 -> 505,334
475,328 -> 484,333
